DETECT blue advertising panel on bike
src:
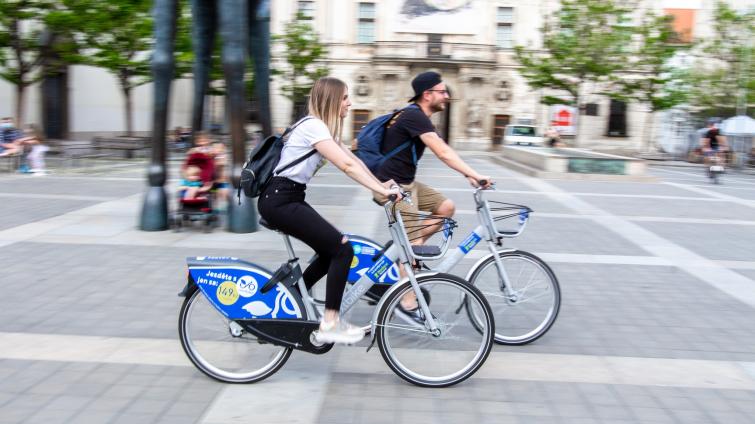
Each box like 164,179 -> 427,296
458,232 -> 482,254
348,237 -> 399,284
187,257 -> 302,320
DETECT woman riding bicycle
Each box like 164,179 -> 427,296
258,77 -> 402,344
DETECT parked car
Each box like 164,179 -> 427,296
503,125 -> 544,146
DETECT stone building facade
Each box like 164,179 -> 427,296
269,0 -> 749,150
0,0 -> 749,147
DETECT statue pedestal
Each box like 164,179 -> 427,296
140,186 -> 168,231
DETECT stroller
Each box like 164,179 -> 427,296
172,152 -> 220,232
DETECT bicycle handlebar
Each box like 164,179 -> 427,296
387,190 -> 411,203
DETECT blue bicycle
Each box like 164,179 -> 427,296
177,194 -> 495,387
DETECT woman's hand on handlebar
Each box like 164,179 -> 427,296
381,179 -> 398,189
467,175 -> 494,189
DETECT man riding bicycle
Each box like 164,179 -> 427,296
372,71 -> 493,312
700,119 -> 728,169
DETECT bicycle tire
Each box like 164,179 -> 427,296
467,250 -> 560,345
375,273 -> 494,387
178,287 -> 299,383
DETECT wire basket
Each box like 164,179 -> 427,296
488,201 -> 533,238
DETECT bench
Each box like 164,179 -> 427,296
92,136 -> 151,159
0,152 -> 21,172
44,140 -> 109,168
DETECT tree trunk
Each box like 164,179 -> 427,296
15,84 -> 25,127
572,94 -> 581,148
123,86 -> 133,136
642,108 -> 655,153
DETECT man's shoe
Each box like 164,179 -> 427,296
314,319 -> 365,344
397,303 -> 426,325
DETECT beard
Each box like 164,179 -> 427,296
430,100 -> 446,113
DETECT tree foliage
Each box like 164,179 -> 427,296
688,1 -> 754,117
0,0 -> 52,124
616,12 -> 690,112
273,13 -> 329,120
514,0 -> 635,144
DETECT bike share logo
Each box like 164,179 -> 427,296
236,275 -> 259,297
459,232 -> 482,254
241,286 -> 300,318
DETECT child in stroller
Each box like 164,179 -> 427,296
172,151 -> 219,232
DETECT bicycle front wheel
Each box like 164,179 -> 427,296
468,250 -> 561,345
178,288 -> 294,383
375,273 -> 494,387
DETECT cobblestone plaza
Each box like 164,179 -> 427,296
1,154 -> 755,423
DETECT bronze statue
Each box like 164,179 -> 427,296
140,0 -> 271,232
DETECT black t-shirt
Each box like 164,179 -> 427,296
375,106 -> 435,184
706,128 -> 720,149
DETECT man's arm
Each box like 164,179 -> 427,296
420,132 -> 490,186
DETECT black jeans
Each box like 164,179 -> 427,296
258,177 -> 353,311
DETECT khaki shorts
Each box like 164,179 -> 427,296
374,180 -> 448,220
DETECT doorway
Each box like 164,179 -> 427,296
492,114 -> 510,145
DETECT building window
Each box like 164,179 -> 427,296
585,103 -> 599,116
352,110 -> 371,143
298,1 -> 315,20
607,99 -> 627,136
496,7 -> 513,49
357,3 -> 375,44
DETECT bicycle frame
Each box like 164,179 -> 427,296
277,198 -> 443,334
343,188 -> 530,296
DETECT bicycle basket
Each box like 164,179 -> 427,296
488,201 -> 533,238
394,209 -> 458,260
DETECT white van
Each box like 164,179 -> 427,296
503,125 -> 544,146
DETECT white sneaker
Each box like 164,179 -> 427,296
315,319 -> 365,344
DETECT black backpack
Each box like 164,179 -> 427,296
239,117 -> 315,199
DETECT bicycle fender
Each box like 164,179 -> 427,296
177,272 -> 198,297
464,248 -> 517,281
186,256 -> 304,320
367,271 -> 440,350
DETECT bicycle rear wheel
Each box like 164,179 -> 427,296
375,273 -> 494,387
178,288 -> 295,383
468,250 -> 560,345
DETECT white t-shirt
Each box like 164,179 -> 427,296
275,117 -> 331,184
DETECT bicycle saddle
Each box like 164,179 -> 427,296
411,245 -> 442,257
258,217 -> 278,231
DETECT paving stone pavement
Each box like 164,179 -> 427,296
0,154 -> 754,423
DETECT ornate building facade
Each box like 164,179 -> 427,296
269,0 -> 745,150
0,0 -> 747,147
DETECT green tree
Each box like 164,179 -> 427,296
514,0 -> 635,145
52,0 -> 154,136
615,12 -> 690,151
274,13 -> 329,121
689,1 -> 754,117
0,0 -> 51,125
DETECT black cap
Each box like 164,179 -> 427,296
408,71 -> 443,102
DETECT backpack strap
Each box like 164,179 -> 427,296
280,116 -> 313,142
274,116 -> 317,175
379,103 -> 421,166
